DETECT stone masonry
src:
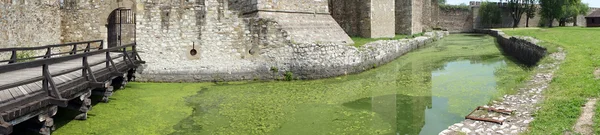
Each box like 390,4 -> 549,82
329,0 -> 395,38
0,0 -> 449,82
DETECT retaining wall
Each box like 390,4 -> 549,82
477,29 -> 547,66
137,31 -> 449,82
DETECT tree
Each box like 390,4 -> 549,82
539,0 -> 581,27
539,0 -> 566,27
525,0 -> 537,27
573,3 -> 589,26
479,1 -> 502,28
507,0 -> 528,28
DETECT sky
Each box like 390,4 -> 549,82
447,0 -> 600,7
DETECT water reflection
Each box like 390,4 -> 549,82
343,59 -> 506,135
164,34 -> 530,135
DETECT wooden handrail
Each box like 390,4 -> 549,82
0,40 -> 103,52
0,43 -> 135,74
0,42 -> 140,113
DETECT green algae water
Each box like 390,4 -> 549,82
51,34 -> 531,135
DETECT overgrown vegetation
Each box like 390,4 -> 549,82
51,34 -> 533,134
439,4 -> 470,11
284,71 -> 294,81
351,33 -> 424,47
15,51 -> 35,62
502,27 -> 600,134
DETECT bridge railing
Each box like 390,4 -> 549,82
0,41 -> 142,115
0,40 -> 104,64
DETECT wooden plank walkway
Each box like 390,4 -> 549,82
0,53 -> 124,103
0,41 -> 143,134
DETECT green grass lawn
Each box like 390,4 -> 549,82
501,27 -> 600,134
351,33 -> 424,47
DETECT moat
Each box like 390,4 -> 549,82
48,34 -> 531,135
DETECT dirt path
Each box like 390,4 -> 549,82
571,98 -> 597,135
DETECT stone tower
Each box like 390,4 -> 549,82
329,0 -> 396,38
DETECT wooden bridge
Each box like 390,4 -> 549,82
0,40 -> 143,134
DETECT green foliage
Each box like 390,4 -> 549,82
507,0 -> 529,27
284,71 -> 294,81
577,3 -> 589,15
502,27 -> 600,134
439,4 -> 470,11
270,66 -> 279,73
539,0 -> 582,27
16,51 -> 35,62
351,34 -> 416,47
526,0 -> 538,19
479,1 -> 502,28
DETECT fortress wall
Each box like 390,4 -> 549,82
438,8 -> 474,33
329,0 -> 370,37
0,1 -> 61,50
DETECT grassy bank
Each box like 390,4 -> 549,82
501,27 -> 600,134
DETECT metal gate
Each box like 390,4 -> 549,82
107,8 -> 136,48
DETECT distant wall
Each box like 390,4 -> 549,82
470,2 -> 597,28
438,8 -> 473,33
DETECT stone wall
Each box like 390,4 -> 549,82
329,0 -> 369,37
137,30 -> 449,82
0,0 -> 135,60
477,29 -> 547,66
329,0 -> 394,38
438,8 -> 473,33
60,0 -> 135,47
0,1 -> 61,58
370,0 -> 395,38
256,12 -> 353,44
394,0 -> 438,35
254,0 -> 328,13
395,0 -> 413,34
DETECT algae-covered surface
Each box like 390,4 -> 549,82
51,34 -> 531,135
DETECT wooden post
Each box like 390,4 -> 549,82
106,51 -> 110,69
70,44 -> 77,55
8,50 -> 16,64
44,47 -> 51,58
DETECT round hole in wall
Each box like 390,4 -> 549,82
190,49 -> 197,56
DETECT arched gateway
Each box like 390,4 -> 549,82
107,8 -> 136,49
